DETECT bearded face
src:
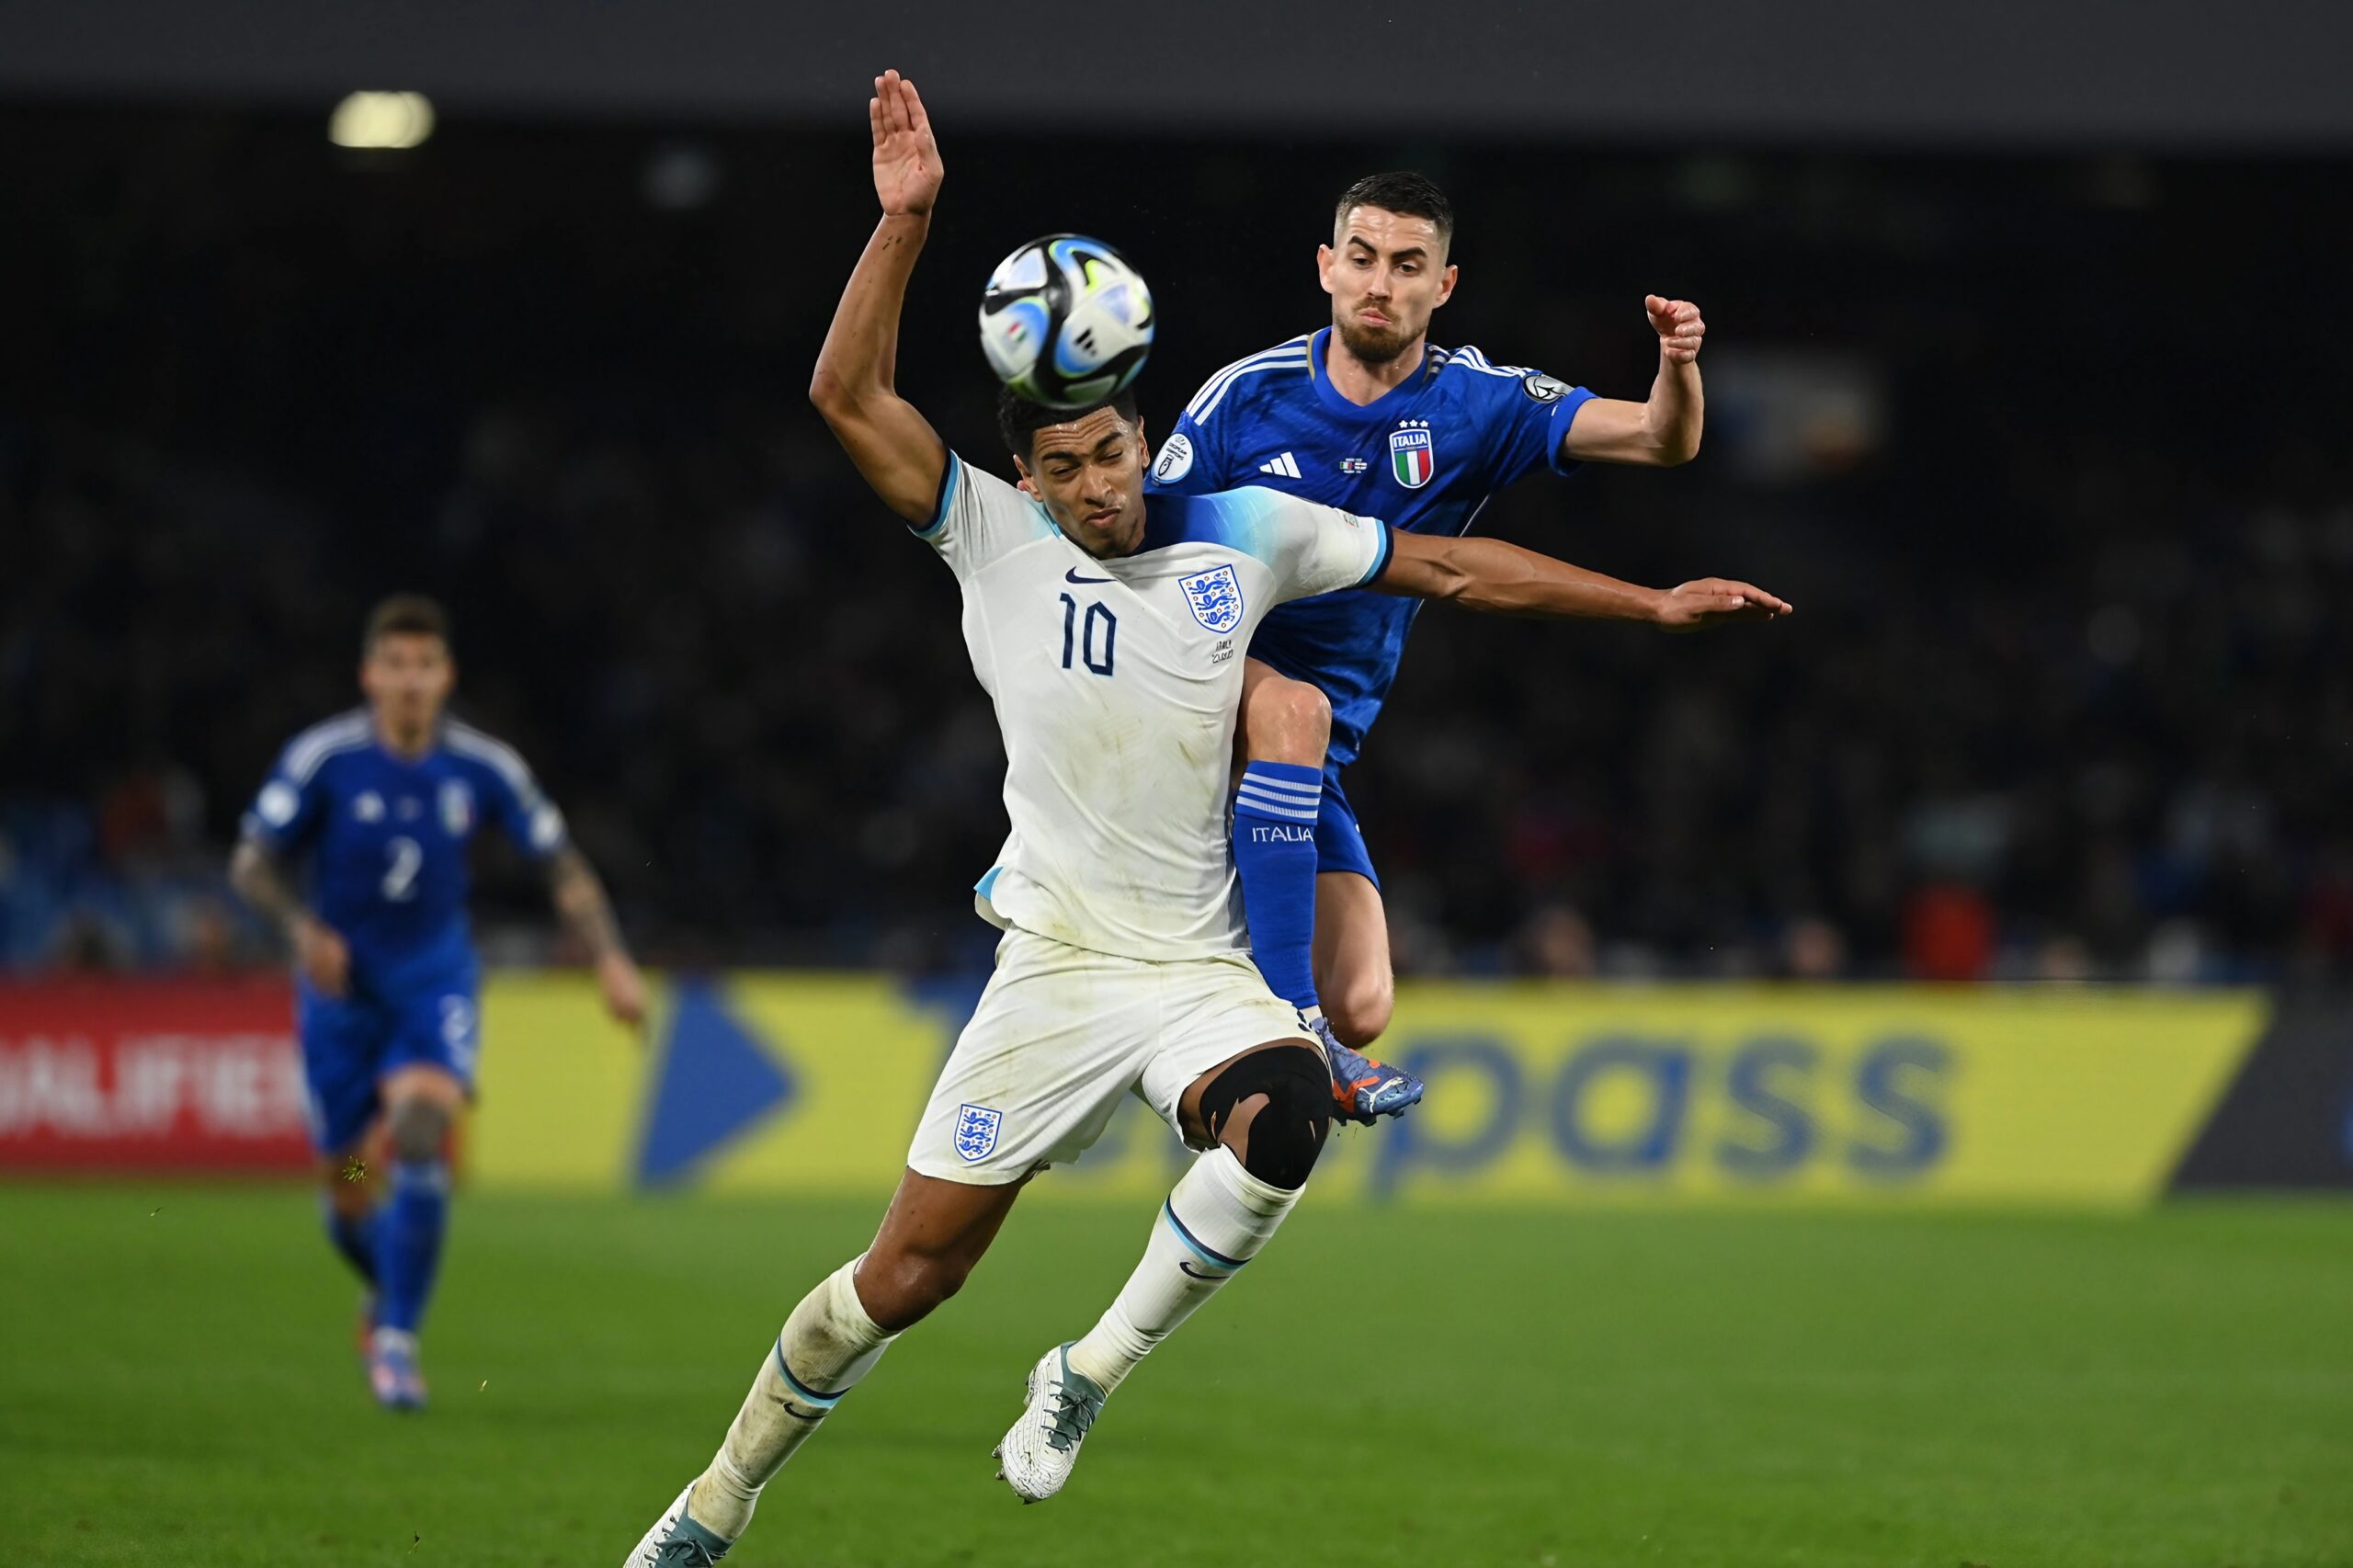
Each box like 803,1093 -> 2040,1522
1318,205 -> 1455,369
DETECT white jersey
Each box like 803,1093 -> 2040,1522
917,451 -> 1392,962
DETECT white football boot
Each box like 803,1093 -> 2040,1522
622,1482 -> 731,1565
992,1343 -> 1108,1504
367,1326 -> 426,1411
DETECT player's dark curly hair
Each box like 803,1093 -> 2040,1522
363,593 -> 451,653
1333,171 -> 1455,250
996,385 -> 1142,460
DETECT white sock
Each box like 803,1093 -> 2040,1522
1064,1146 -> 1301,1395
686,1256 -> 896,1540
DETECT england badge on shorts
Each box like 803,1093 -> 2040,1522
953,1103 -> 1004,1163
1389,422 -> 1435,489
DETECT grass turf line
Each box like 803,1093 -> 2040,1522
2,1187 -> 2349,1567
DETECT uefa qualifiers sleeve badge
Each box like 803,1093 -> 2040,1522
1388,421 -> 1434,489
1153,432 -> 1195,484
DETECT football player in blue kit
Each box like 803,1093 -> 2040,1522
230,595 -> 646,1409
1148,171 -> 1714,1118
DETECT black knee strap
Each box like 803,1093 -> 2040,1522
1198,1045 -> 1331,1189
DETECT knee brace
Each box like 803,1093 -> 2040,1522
1196,1045 -> 1330,1189
385,1096 -> 451,1166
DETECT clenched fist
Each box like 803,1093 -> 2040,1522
1645,296 -> 1705,365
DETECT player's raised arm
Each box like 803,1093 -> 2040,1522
1373,528 -> 1789,631
1560,296 -> 1706,467
807,70 -> 950,525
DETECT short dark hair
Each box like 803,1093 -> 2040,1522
363,593 -> 451,653
996,386 -> 1142,460
1333,171 -> 1455,250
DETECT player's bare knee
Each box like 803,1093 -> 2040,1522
1198,1045 -> 1330,1190
855,1246 -> 970,1332
385,1096 -> 449,1166
1245,675 -> 1331,767
1216,1091 -> 1272,1149
1326,975 -> 1394,1049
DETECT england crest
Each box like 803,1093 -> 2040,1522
1389,424 -> 1435,489
1178,564 -> 1244,634
953,1103 -> 1004,1163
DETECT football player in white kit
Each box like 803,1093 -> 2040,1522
624,70 -> 1789,1564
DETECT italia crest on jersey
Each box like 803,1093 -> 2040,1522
1178,564 -> 1244,634
954,1103 -> 1004,1163
1389,426 -> 1435,489
439,779 -> 473,835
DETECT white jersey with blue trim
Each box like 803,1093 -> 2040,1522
1147,326 -> 1595,770
915,451 -> 1390,961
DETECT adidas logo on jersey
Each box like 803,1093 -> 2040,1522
1256,452 -> 1302,479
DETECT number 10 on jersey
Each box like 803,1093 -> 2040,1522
1059,594 -> 1116,676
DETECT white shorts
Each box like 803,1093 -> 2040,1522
907,926 -> 1313,1186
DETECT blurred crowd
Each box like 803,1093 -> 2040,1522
4,108 -> 2347,983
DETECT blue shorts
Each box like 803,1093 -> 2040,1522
297,953 -> 481,1154
1314,774 -> 1381,888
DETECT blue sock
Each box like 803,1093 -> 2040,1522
323,1198 -> 380,1288
374,1159 -> 451,1334
1233,761 -> 1324,1011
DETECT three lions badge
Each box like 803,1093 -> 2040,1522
1179,564 -> 1244,634
954,1104 -> 1003,1164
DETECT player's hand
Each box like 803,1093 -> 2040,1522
870,69 -> 942,218
1646,296 -> 1705,365
1653,578 -> 1791,631
292,915 -> 350,998
598,950 -> 649,1032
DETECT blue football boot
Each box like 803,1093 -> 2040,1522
1309,1015 -> 1424,1124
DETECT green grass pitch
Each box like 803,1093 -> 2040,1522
4,1184 -> 2349,1566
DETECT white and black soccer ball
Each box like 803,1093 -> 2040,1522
978,234 -> 1154,409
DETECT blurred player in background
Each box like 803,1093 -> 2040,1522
1150,173 -> 1711,1109
624,69 -> 1784,1565
229,594 -> 645,1410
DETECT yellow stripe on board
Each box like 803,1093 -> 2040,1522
465,976 -> 2267,1208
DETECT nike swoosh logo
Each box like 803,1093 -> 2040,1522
1065,567 -> 1113,584
1177,1262 -> 1227,1281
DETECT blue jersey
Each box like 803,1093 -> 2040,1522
241,710 -> 567,978
1147,327 -> 1595,769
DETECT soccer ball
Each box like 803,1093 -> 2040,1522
978,234 -> 1155,409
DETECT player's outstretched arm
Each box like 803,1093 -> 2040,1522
228,837 -> 350,996
1373,528 -> 1790,631
1561,296 -> 1705,467
546,846 -> 647,1028
807,69 -> 949,525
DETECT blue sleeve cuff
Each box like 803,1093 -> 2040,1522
1358,517 -> 1393,586
912,451 -> 961,540
1548,387 -> 1599,476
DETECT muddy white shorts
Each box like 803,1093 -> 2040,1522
906,926 -> 1313,1186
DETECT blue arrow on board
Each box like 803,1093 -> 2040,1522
635,982 -> 794,1187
